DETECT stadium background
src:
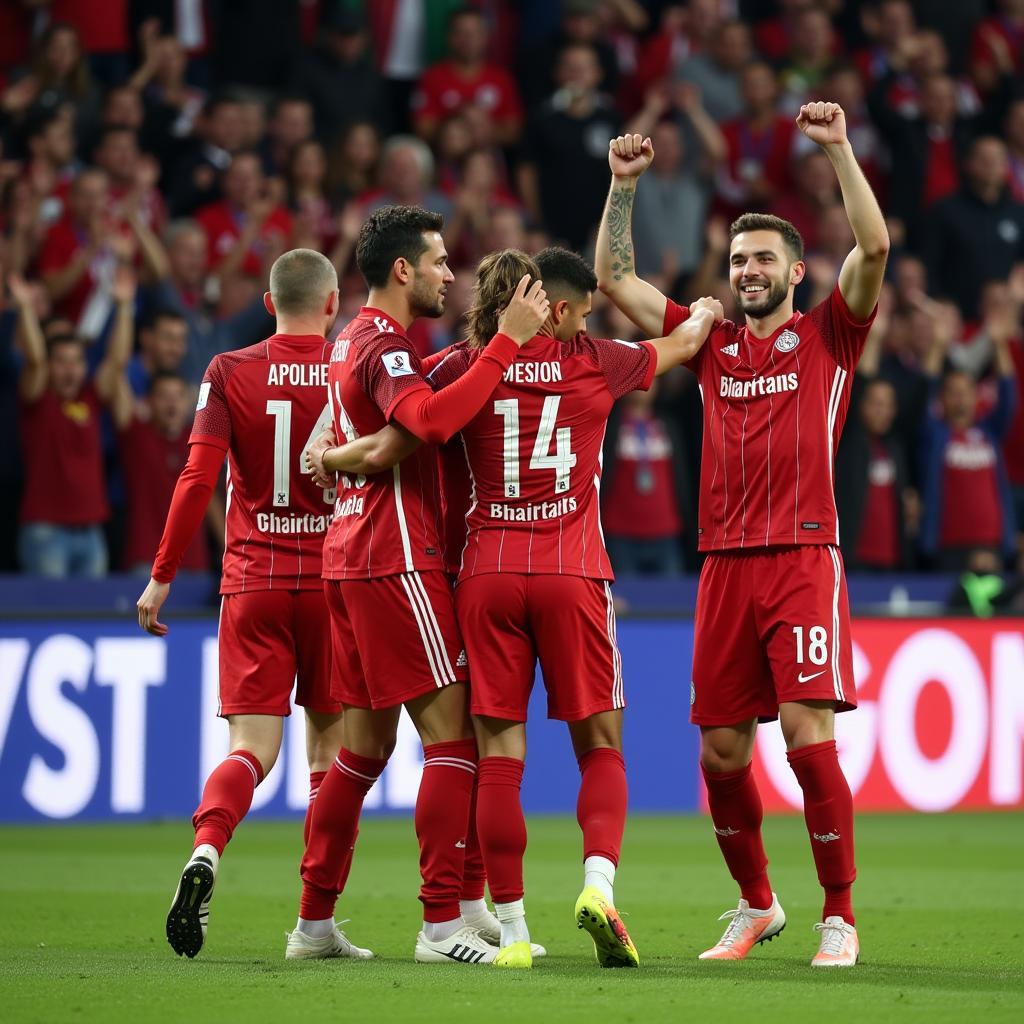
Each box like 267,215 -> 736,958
0,2 -> 1021,1021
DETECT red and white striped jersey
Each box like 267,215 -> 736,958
429,333 -> 656,581
664,285 -> 875,551
190,334 -> 337,593
321,307 -> 445,579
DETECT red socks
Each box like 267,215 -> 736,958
788,740 -> 856,924
701,762 -> 773,910
460,773 -> 487,902
417,739 -> 478,923
192,749 -> 264,854
303,770 -> 326,846
299,749 -> 385,920
577,748 -> 627,865
475,756 -> 526,903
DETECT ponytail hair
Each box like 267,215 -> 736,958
464,248 -> 541,348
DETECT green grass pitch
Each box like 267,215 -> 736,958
1,813 -> 1021,1023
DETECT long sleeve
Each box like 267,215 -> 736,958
390,333 -> 519,444
151,441 -> 224,582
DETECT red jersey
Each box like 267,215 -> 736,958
664,285 -> 875,552
321,307 -> 446,580
18,384 -> 109,526
602,411 -> 682,540
189,334 -> 336,593
413,61 -> 523,126
430,333 -> 656,581
939,427 -> 1003,547
194,201 -> 293,278
855,439 -> 899,568
118,418 -> 207,571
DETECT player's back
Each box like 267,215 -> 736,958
191,333 -> 336,592
437,332 -> 654,580
322,307 -> 444,580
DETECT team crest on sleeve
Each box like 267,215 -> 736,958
382,351 -> 415,377
196,381 -> 211,410
775,329 -> 800,352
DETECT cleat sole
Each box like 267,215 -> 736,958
166,861 -> 215,959
576,900 -> 639,969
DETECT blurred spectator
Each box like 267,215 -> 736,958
327,120 -> 380,205
287,139 -> 337,252
716,61 -> 796,219
413,6 -> 523,147
194,151 -> 292,283
868,71 -> 977,247
521,0 -> 621,111
167,95 -> 245,216
602,379 -> 686,576
624,86 -> 725,280
756,0 -> 841,63
855,0 -> 918,86
362,135 -> 452,220
836,308 -> 918,570
263,95 -> 314,178
127,308 -> 187,397
518,43 -> 621,250
4,22 -> 102,142
293,6 -> 388,145
46,0 -> 131,87
144,219 -> 273,384
920,317 -> 1018,570
774,150 -> 841,254
924,136 -> 1024,319
36,168 -> 135,336
446,148 -> 524,265
777,7 -> 837,115
969,0 -> 1024,97
675,19 -> 751,124
113,369 -> 210,574
93,126 -> 167,234
21,107 -> 80,222
12,266 -> 133,577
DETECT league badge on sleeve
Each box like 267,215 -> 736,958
775,330 -> 800,353
382,351 -> 415,377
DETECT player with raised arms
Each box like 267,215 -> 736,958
137,248 -> 372,962
596,101 -> 889,968
296,206 -> 549,966
315,246 -> 722,969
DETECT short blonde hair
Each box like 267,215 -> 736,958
269,248 -> 338,315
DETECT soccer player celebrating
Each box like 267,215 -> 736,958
137,248 -> 372,961
324,247 -> 721,969
296,206 -> 549,966
596,102 -> 889,969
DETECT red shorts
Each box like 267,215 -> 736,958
690,545 -> 856,726
327,570 -> 468,710
455,573 -> 624,722
217,590 -> 340,717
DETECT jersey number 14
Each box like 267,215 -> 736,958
265,400 -> 337,507
493,396 -> 577,498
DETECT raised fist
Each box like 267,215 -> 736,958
795,102 -> 848,148
608,134 -> 654,179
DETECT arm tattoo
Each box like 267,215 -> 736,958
607,185 -> 637,282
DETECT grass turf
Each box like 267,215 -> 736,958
1,813 -> 1021,1023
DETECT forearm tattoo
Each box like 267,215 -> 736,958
607,184 -> 636,281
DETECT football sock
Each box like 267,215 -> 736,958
422,917 -> 463,943
459,898 -> 489,924
577,748 -> 627,886
787,740 -> 856,925
701,761 -> 773,911
476,757 -> 527,903
460,774 -> 487,902
299,749 -> 386,921
417,740 -> 477,924
296,916 -> 335,939
303,770 -> 326,846
494,898 -> 530,947
192,749 -> 264,855
583,855 -> 616,904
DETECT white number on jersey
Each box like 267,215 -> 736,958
329,381 -> 367,490
266,400 -> 337,507
493,396 -> 577,497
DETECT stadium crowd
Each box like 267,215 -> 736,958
2,0 -> 1024,579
